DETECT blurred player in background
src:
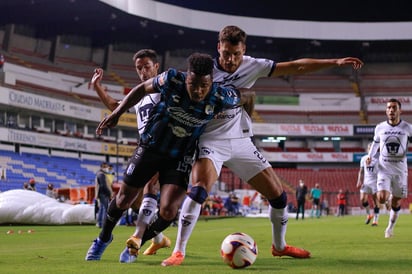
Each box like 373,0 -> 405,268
356,143 -> 379,226
310,183 -> 322,218
366,98 -> 412,238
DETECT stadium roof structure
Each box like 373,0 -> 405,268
1,0 -> 411,61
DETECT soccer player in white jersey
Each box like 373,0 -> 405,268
366,98 -> 412,238
356,143 -> 380,226
89,49 -> 171,262
162,25 -> 364,266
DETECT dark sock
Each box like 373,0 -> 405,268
141,213 -> 173,245
99,198 -> 125,242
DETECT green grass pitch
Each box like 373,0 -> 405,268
1,214 -> 412,274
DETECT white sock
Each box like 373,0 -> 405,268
387,209 -> 399,230
153,233 -> 164,244
270,206 -> 287,251
173,196 -> 202,255
133,196 -> 158,238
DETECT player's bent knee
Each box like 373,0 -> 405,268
159,207 -> 179,221
268,191 -> 287,209
188,186 -> 208,204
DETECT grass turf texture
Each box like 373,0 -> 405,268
1,215 -> 412,274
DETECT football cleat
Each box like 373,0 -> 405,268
161,251 -> 185,266
271,244 -> 311,258
365,215 -> 373,225
384,228 -> 393,238
119,246 -> 138,263
126,236 -> 142,256
85,236 -> 113,261
143,235 -> 172,255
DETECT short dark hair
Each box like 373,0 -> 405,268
133,49 -> 158,64
187,53 -> 214,76
388,98 -> 401,109
218,25 -> 247,45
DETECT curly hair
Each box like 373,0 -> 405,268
187,53 -> 213,76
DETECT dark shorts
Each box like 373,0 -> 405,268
123,146 -> 193,190
313,198 -> 320,206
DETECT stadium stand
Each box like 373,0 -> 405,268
0,150 -> 103,194
2,26 -> 412,215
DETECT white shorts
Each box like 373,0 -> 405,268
198,138 -> 271,182
377,172 -> 408,198
360,178 -> 378,195
360,184 -> 377,195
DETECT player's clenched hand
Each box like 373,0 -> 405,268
365,156 -> 371,165
337,57 -> 364,70
96,113 -> 120,136
88,68 -> 104,89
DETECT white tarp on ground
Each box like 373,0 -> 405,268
0,189 -> 95,224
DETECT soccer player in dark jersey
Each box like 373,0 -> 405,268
85,52 -> 251,261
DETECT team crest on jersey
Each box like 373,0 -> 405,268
171,125 -> 191,137
205,105 -> 215,115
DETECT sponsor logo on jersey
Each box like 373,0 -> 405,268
126,163 -> 135,175
170,125 -> 192,137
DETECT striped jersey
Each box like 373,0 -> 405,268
369,120 -> 412,174
140,68 -> 241,158
200,55 -> 275,140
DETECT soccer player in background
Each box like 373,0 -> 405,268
366,98 -> 412,238
87,49 -> 172,261
356,143 -> 380,226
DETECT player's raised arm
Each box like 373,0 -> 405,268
96,78 -> 156,135
89,68 -> 119,111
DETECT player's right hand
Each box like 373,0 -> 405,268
88,68 -> 104,89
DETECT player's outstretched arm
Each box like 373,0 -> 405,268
272,57 -> 364,77
95,78 -> 155,135
89,68 -> 119,111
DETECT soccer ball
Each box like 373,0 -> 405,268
220,232 -> 258,269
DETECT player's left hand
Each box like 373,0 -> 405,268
337,57 -> 364,70
96,113 -> 120,135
